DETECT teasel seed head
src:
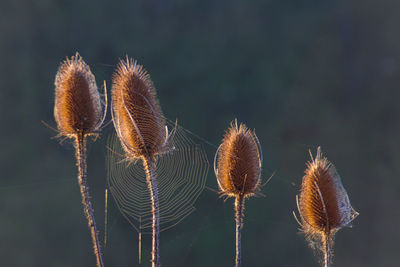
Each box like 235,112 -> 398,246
111,57 -> 167,160
295,147 -> 358,265
54,52 -> 102,137
214,120 -> 262,198
297,147 -> 357,236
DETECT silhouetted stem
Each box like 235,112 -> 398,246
235,195 -> 245,267
75,133 -> 104,267
323,232 -> 331,267
143,157 -> 160,267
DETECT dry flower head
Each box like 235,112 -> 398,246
296,147 -> 357,237
215,120 -> 262,198
111,58 -> 168,160
54,53 -> 102,137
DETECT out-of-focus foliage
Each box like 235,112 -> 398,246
1,0 -> 399,266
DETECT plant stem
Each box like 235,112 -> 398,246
235,195 -> 245,267
323,232 -> 331,267
143,157 -> 160,267
75,132 -> 104,267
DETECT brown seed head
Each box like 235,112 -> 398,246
215,120 -> 262,198
297,147 -> 357,237
111,57 -> 166,159
54,53 -> 102,136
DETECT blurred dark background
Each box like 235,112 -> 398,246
1,0 -> 399,266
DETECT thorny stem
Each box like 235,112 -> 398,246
143,157 -> 160,267
323,232 -> 331,267
235,195 -> 245,267
75,132 -> 104,267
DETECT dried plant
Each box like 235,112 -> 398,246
54,53 -> 106,267
111,57 -> 170,267
214,120 -> 262,267
294,147 -> 358,267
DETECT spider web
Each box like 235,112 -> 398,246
106,121 -> 209,234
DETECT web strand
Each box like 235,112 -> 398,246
106,121 -> 209,234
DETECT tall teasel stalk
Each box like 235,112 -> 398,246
294,147 -> 358,267
214,120 -> 262,267
53,53 -> 107,267
111,57 -> 170,267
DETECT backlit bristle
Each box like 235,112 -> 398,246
111,58 -> 166,160
54,52 -> 102,136
215,120 -> 262,197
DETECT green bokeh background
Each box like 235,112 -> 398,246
1,0 -> 398,266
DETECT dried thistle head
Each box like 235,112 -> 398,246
214,120 -> 262,198
54,53 -> 102,137
111,57 -> 167,160
297,147 -> 357,238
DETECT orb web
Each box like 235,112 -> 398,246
106,121 -> 209,234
